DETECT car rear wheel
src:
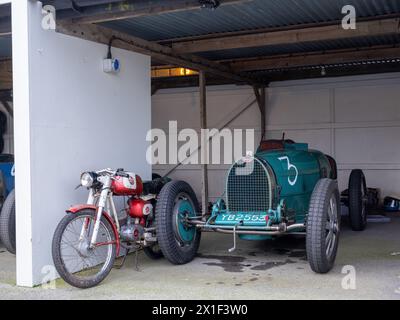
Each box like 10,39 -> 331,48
155,181 -> 201,265
348,169 -> 367,231
306,179 -> 340,274
0,189 -> 16,254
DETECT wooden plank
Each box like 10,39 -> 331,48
70,0 -> 252,25
172,18 -> 400,53
230,46 -> 400,71
57,22 -> 263,86
260,87 -> 266,141
151,61 -> 400,88
159,13 -> 400,45
0,59 -> 12,90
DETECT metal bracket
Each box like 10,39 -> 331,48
228,221 -> 243,253
114,247 -> 130,269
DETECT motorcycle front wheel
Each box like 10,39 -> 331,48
52,210 -> 117,289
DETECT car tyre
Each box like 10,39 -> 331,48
306,179 -> 340,274
0,189 -> 16,254
155,181 -> 201,265
348,169 -> 367,231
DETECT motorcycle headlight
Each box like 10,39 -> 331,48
80,172 -> 95,188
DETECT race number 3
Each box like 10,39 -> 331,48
278,156 -> 298,186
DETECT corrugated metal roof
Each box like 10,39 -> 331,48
102,0 -> 400,41
2,1 -> 399,69
251,57 -> 400,75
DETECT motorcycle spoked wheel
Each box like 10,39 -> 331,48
52,210 -> 117,289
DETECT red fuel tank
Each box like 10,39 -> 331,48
112,174 -> 143,196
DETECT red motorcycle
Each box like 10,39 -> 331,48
52,168 -> 168,288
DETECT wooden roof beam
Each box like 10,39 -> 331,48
68,0 -> 252,25
56,22 -> 264,87
229,46 -> 400,71
172,18 -> 400,54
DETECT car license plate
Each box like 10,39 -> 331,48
220,214 -> 267,223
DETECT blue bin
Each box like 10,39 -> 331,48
0,154 -> 14,198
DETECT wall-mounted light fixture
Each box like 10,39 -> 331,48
151,67 -> 199,78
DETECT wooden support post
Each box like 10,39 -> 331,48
199,71 -> 208,216
253,87 -> 266,141
260,87 -> 266,141
0,60 -> 13,90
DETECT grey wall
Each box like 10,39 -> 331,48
152,72 -> 400,203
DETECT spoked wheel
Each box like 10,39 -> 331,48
325,195 -> 340,260
52,210 -> 116,289
156,181 -> 201,265
348,169 -> 368,231
306,179 -> 341,274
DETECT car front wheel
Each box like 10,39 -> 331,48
155,181 -> 201,265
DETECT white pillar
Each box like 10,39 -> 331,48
11,0 -> 151,287
12,0 -> 35,287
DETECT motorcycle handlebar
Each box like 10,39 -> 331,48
95,168 -> 130,178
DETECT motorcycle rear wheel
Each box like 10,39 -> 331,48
52,210 -> 116,289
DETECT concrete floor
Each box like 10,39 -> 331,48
0,214 -> 399,300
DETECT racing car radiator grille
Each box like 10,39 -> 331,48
226,157 -> 272,213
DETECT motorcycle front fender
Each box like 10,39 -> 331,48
66,205 -> 121,255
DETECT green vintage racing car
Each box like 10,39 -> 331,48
154,139 -> 367,273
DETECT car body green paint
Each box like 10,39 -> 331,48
207,142 -> 332,240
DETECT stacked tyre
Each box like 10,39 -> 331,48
0,110 -> 7,153
348,169 -> 368,231
0,189 -> 16,254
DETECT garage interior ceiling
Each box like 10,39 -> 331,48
1,0 -> 400,88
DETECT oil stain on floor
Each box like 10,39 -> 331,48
198,253 -> 299,273
197,254 -> 248,272
198,236 -> 309,273
250,259 -> 296,271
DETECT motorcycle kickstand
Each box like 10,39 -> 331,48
134,249 -> 141,272
114,247 -> 130,269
